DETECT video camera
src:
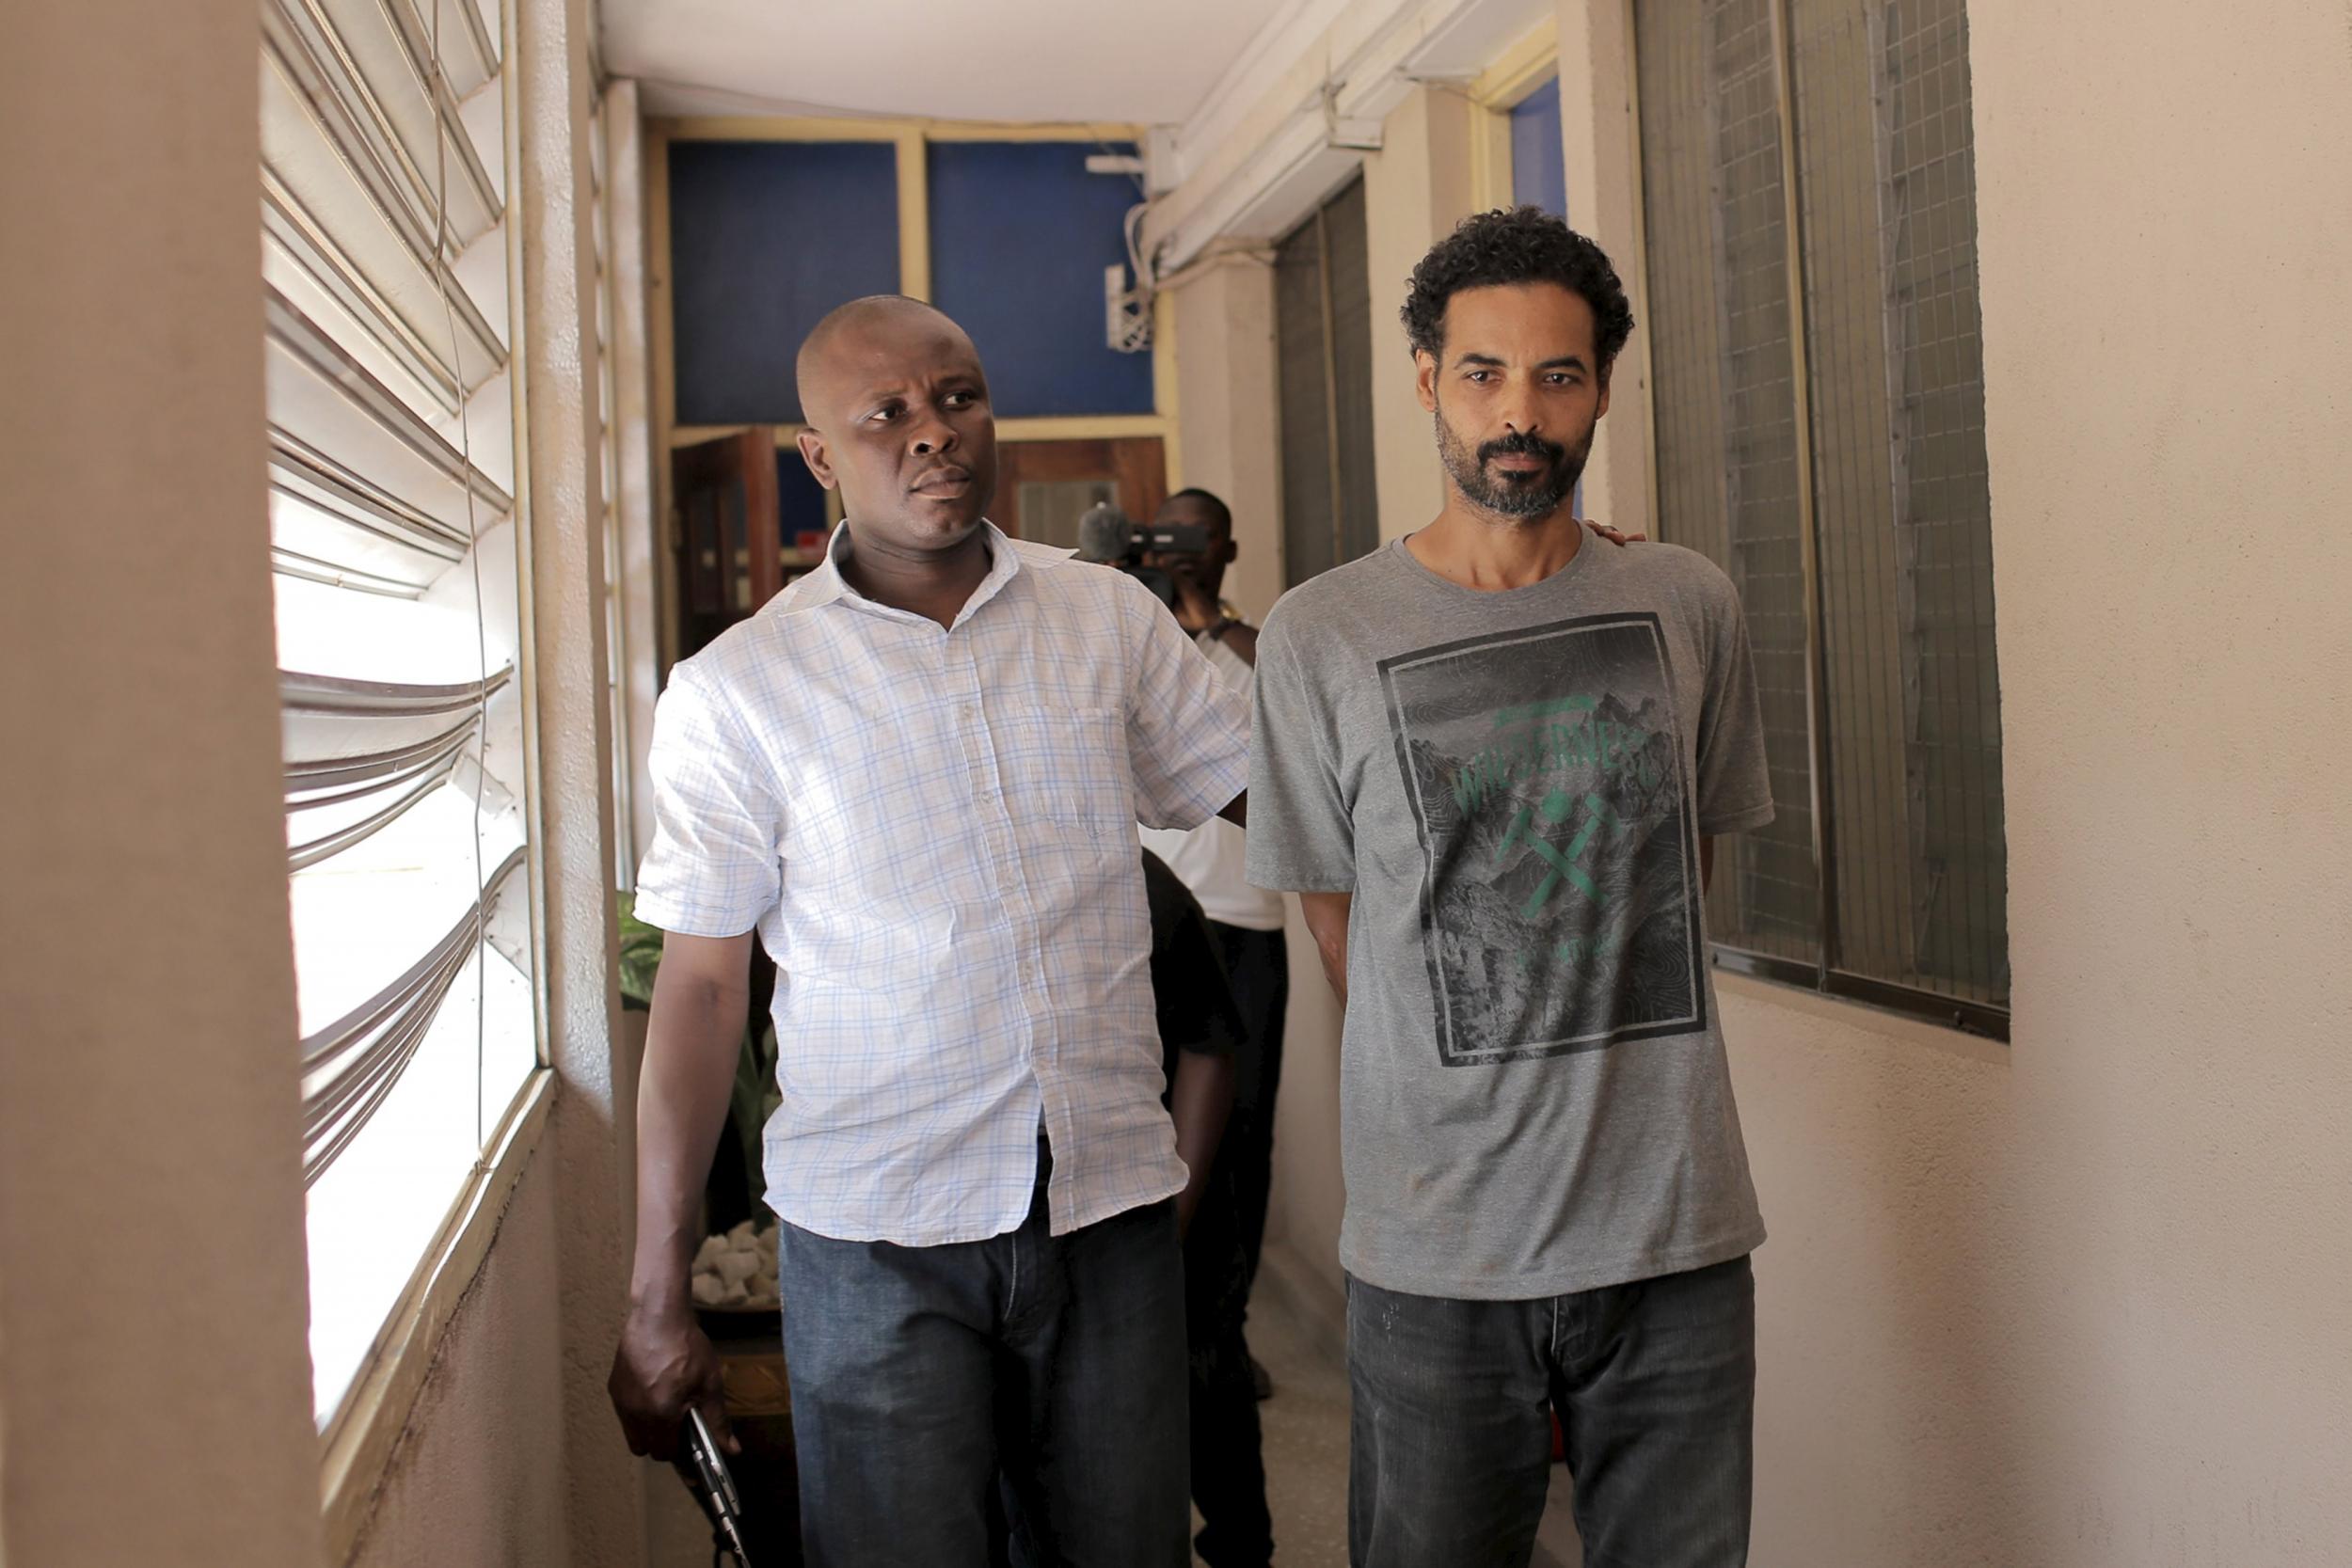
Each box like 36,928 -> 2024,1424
1075,500 -> 1214,612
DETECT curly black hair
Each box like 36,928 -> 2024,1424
1400,207 -> 1635,375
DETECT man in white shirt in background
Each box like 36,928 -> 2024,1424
608,294 -> 1248,1568
1135,489 -> 1290,1401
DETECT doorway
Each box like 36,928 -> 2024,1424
991,436 -> 1168,546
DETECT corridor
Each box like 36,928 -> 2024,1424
8,1 -> 2350,1566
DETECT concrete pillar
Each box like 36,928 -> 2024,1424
1360,86 -> 1480,543
0,1 -> 326,1563
512,0 -> 643,1559
606,82 -> 664,879
1556,0 -> 1656,533
1168,252 -> 1286,624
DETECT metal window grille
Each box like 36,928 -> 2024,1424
1636,0 -> 2010,1036
1276,177 -> 1382,587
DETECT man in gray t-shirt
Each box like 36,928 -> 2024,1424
1247,209 -> 1773,1568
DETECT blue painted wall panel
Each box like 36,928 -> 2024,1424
927,142 -> 1156,418
1510,77 -> 1569,220
669,140 -> 900,425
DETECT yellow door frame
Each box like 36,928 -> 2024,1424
1469,18 -> 1564,212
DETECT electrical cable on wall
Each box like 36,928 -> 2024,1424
1089,135 -> 1157,354
425,0 -> 494,1154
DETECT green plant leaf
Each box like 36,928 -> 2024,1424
614,890 -> 665,1010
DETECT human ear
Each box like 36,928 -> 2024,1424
795,428 -> 836,490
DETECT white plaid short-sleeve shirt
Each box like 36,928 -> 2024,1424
634,520 -> 1249,1244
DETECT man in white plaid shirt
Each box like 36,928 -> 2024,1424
608,294 -> 1248,1568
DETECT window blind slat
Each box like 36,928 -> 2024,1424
263,0 -> 501,257
298,846 -> 525,1184
287,756 -> 463,869
271,426 -> 468,564
374,0 -> 499,103
268,482 -> 460,596
281,666 -> 512,716
263,174 -> 506,420
265,286 -> 512,550
285,716 -> 479,793
280,667 -> 512,780
288,721 -> 472,811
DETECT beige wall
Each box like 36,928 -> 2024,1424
1167,252 -> 1287,624
0,1 -> 328,1563
1360,85 -> 1481,544
0,0 -> 650,1562
347,1162 -> 570,1568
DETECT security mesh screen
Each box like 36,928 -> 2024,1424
1277,177 -> 1380,588
1636,0 -> 1822,967
1637,0 -> 2008,1015
1791,0 -> 2007,1005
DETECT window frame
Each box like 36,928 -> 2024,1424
1467,19 -> 1565,211
1628,0 -> 2011,1041
281,0 -> 561,1544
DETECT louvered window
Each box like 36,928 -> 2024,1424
261,0 -> 541,1419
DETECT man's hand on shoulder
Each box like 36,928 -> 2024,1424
1584,518 -> 1648,547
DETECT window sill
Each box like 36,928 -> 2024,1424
316,1067 -> 556,1562
1713,966 -> 2011,1066
1711,945 -> 2010,1043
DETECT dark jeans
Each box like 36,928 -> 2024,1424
1346,1256 -> 1756,1568
1202,922 -> 1289,1293
777,1145 -> 1190,1568
1185,1167 -> 1274,1567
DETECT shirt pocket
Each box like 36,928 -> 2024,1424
986,704 -> 1135,847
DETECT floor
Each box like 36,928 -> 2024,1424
1220,1283 -> 1583,1568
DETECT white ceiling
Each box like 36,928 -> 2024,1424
599,0 -> 1307,124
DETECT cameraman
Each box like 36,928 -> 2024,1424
1143,488 -> 1259,666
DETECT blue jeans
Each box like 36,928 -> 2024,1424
1346,1256 -> 1756,1568
777,1146 -> 1190,1568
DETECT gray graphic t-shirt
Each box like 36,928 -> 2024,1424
1247,535 -> 1775,1299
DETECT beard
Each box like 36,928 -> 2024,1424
1434,404 -> 1594,520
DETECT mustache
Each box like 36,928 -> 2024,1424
1478,430 -> 1565,466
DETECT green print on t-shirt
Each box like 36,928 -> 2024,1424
1378,612 -> 1708,1065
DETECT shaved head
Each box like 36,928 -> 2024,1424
790,295 -> 997,558
795,294 -> 971,428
